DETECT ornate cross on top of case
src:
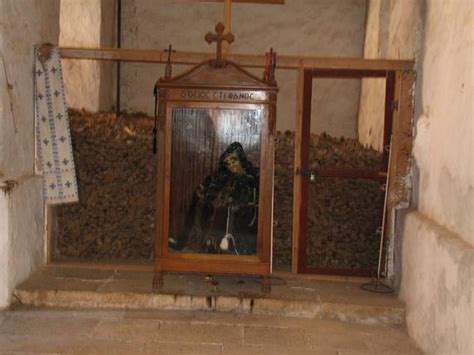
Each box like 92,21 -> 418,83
205,22 -> 235,67
153,23 -> 278,293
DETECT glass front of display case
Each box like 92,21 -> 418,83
168,107 -> 263,256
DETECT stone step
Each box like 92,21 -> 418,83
14,266 -> 405,326
0,307 -> 421,354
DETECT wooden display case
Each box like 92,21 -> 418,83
153,53 -> 278,292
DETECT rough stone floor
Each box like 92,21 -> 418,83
0,267 -> 422,354
0,307 -> 420,354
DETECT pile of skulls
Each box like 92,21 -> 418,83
272,131 -> 383,271
54,111 -> 383,272
54,110 -> 156,261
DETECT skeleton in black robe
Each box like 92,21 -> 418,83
170,142 -> 259,254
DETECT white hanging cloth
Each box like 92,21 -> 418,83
34,45 -> 78,204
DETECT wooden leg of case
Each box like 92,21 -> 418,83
153,272 -> 163,292
261,276 -> 271,294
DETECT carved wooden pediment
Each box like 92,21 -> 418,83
157,59 -> 276,91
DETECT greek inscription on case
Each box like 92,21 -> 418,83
177,90 -> 265,102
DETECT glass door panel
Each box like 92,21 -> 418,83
168,108 -> 262,256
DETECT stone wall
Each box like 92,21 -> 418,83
121,0 -> 367,136
360,0 -> 473,353
0,0 -> 60,308
59,0 -> 116,112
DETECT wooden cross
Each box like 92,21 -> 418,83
205,22 -> 235,67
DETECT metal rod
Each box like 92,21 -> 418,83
116,0 -> 122,116
377,137 -> 393,280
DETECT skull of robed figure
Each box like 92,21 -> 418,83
170,142 -> 259,254
223,152 -> 244,175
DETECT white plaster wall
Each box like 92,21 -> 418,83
356,0 -> 385,151
121,0 -> 367,136
358,0 -> 474,353
7,178 -> 45,304
358,1 -> 473,352
0,178 -> 44,309
60,0 -> 116,112
0,1 -> 60,177
413,0 -> 473,243
400,211 -> 473,354
0,0 -> 60,308
0,194 -> 9,304
357,0 -> 421,151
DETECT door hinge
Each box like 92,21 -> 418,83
391,100 -> 399,112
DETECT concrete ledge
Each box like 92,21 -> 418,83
15,288 -> 405,326
14,267 -> 405,325
399,210 -> 474,355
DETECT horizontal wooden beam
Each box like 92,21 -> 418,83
59,47 -> 414,71
47,261 -> 153,272
192,0 -> 284,3
316,167 -> 387,180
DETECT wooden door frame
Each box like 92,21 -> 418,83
292,68 -> 413,275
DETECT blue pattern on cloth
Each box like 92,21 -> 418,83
34,46 -> 79,204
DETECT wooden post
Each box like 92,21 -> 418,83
45,205 -> 54,264
383,70 -> 415,276
387,71 -> 415,205
291,64 -> 305,273
223,0 -> 232,54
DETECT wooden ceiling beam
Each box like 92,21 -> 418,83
59,47 -> 414,71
